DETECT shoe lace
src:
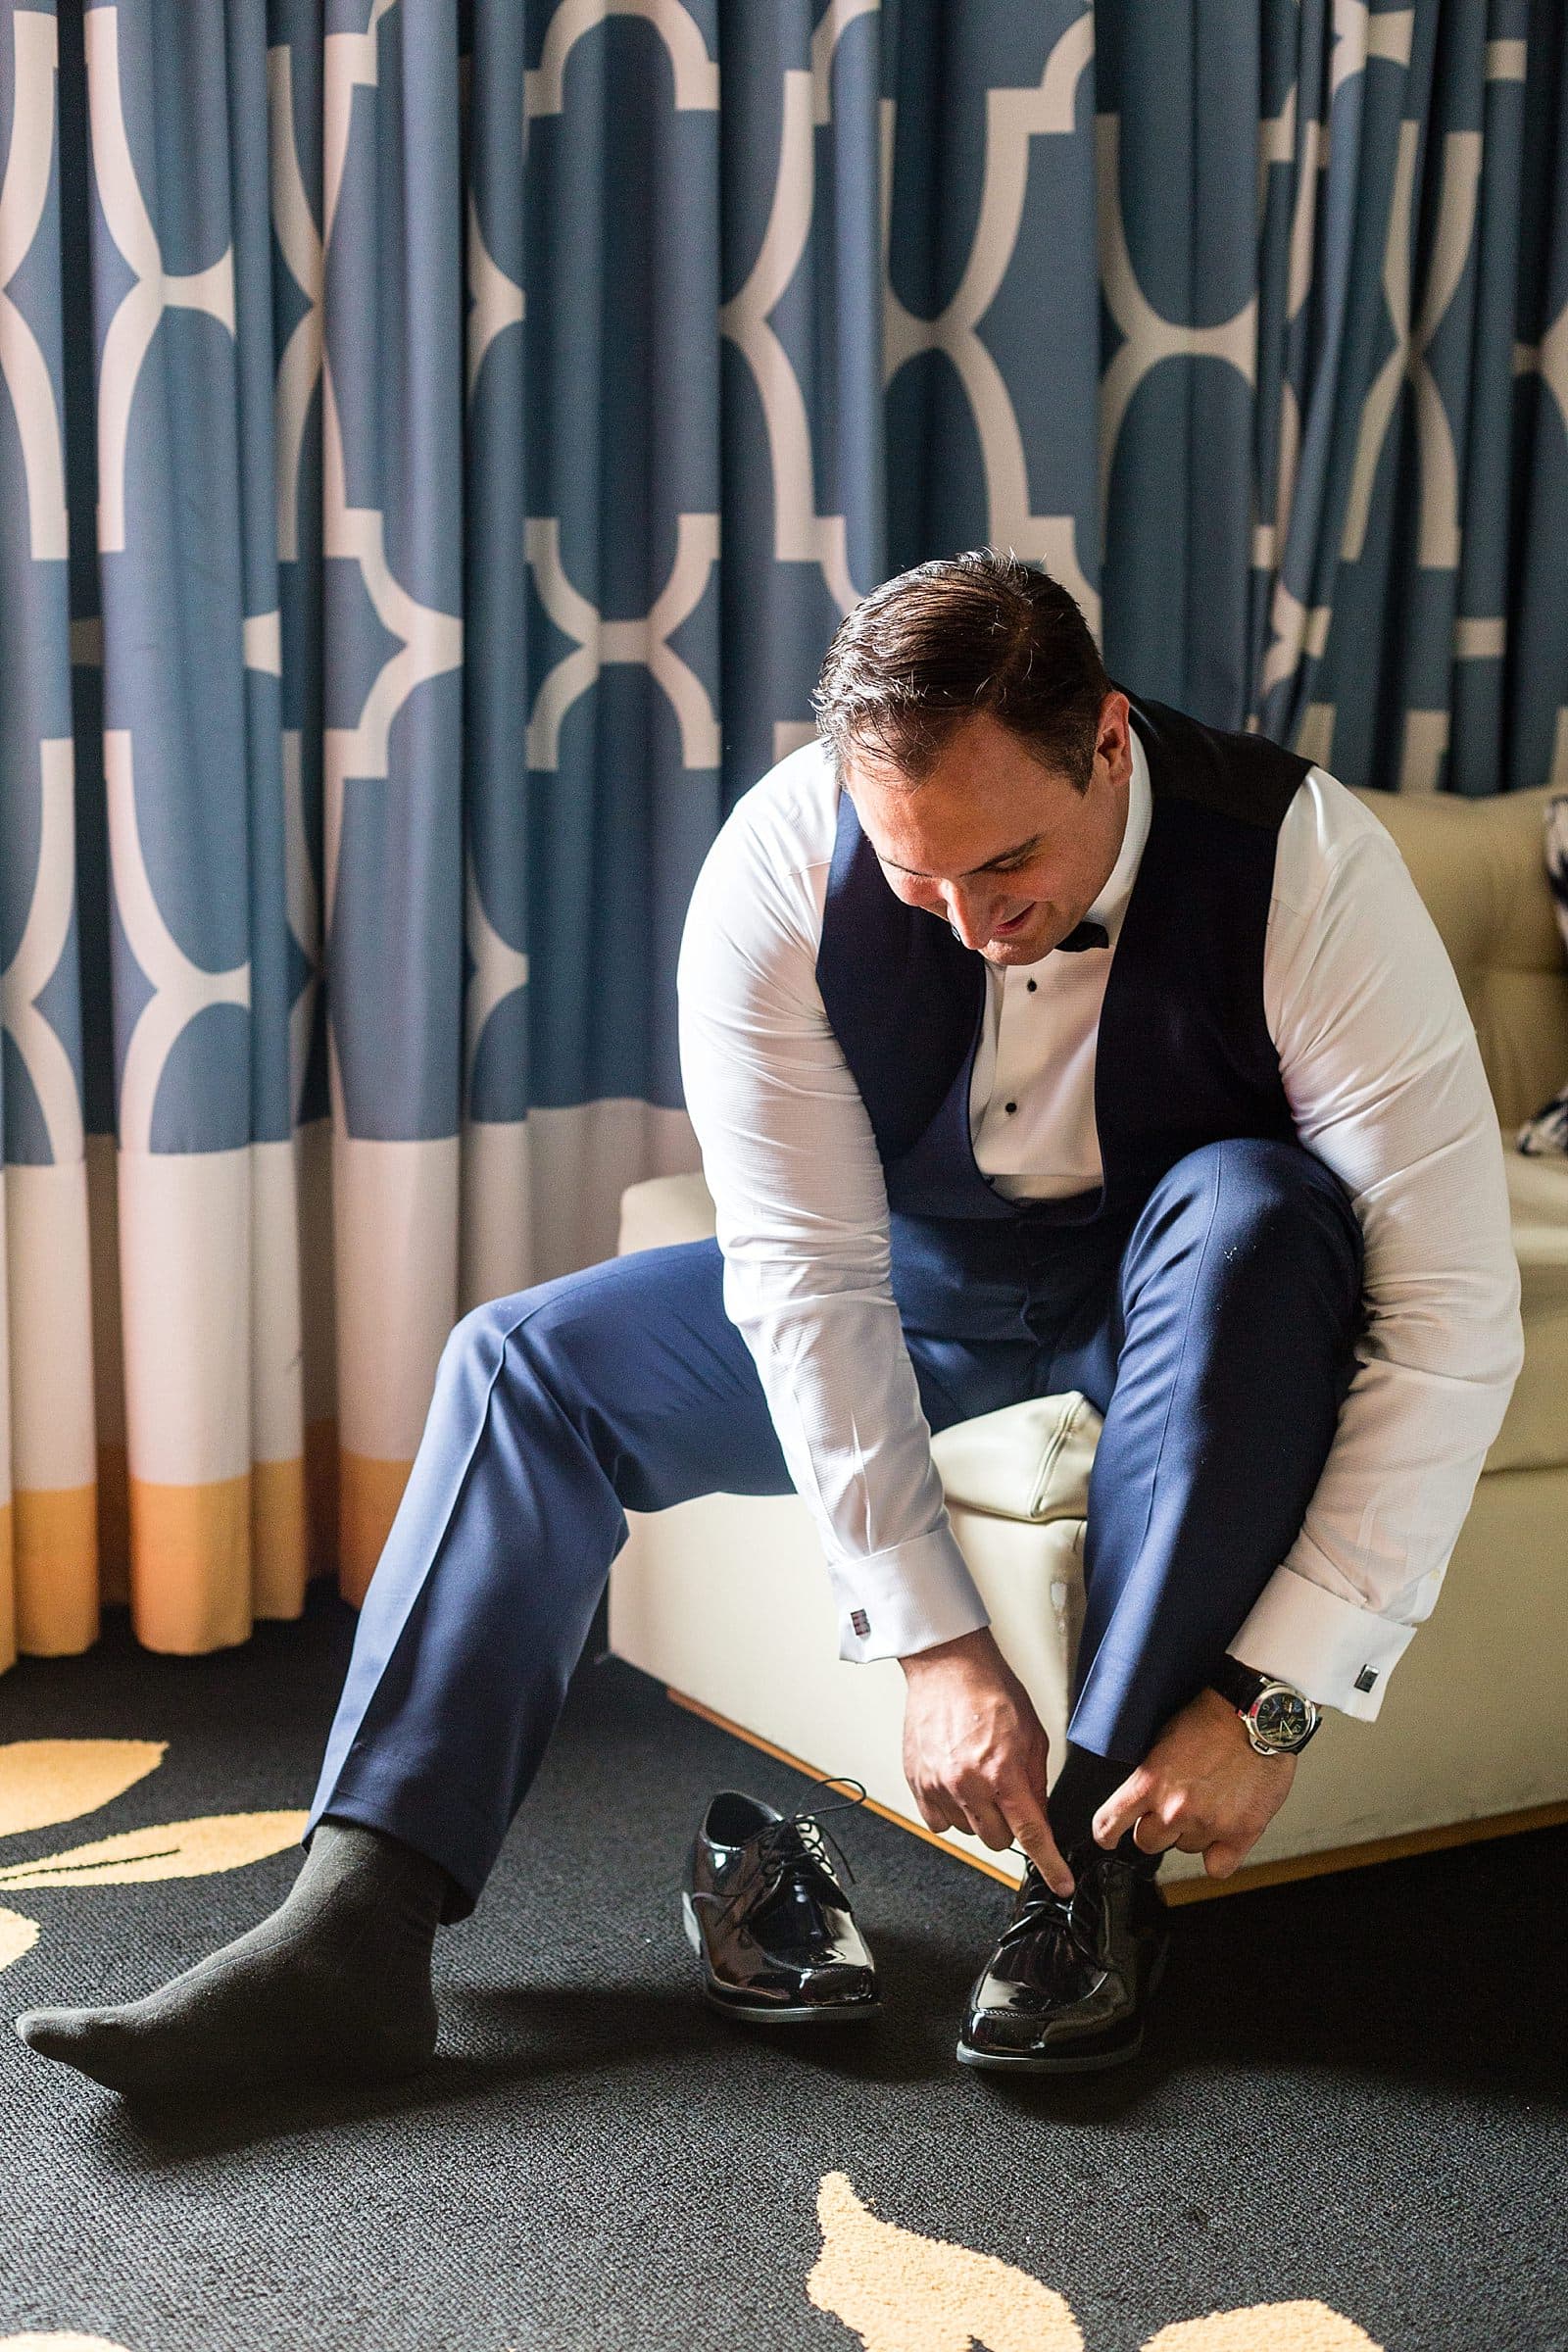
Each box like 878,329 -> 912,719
994,1855 -> 1074,1949
996,1845 -> 1134,1955
692,1777 -> 868,1916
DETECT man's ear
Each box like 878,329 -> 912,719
1095,690 -> 1132,784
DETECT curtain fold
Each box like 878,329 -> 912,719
0,0 -> 1564,1669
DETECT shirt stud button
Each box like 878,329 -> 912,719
1004,1102 -> 1017,1114
1026,979 -> 1037,992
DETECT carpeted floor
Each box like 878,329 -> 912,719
0,1583 -> 1563,2352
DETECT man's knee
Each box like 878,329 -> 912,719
441,1264 -> 620,1396
440,1242 -> 727,1421
443,1290 -> 533,1378
1133,1136 -> 1363,1298
436,1243 -> 783,1513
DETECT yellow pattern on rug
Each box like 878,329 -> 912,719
810,2171 -> 1085,2351
0,2337 -> 138,2350
0,1811 -> 309,1889
0,1740 -> 309,1971
1144,2307 -> 1381,2348
0,1740 -> 165,1838
810,2173 -> 1384,2352
0,1908 -> 39,1969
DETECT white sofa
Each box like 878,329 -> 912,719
609,784 -> 1568,1895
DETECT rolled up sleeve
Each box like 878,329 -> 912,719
675,782 -> 988,1663
1232,788 -> 1526,1718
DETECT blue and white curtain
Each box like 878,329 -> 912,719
0,0 -> 1564,1669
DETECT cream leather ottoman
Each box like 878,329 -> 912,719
607,1155 -> 1568,1894
610,781 -> 1568,1895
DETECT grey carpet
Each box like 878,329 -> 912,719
0,1583 -> 1563,2351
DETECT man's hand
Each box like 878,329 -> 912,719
1092,1687 -> 1298,1879
899,1627 -> 1075,1894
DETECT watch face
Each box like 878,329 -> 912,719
1251,1687 -> 1313,1749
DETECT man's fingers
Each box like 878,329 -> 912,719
913,1787 -> 958,1838
1132,1810 -> 1179,1855
906,1778 -> 958,1835
1001,1792 -> 1075,1896
1092,1770 -> 1151,1850
958,1794 -> 1017,1854
1203,1839 -> 1247,1881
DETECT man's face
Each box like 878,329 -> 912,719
841,694 -> 1134,967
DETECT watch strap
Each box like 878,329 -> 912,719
1206,1655 -> 1275,1714
1207,1654 -> 1321,1753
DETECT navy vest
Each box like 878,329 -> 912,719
814,688 -> 1310,1240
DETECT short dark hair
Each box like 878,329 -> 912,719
809,549 -> 1109,793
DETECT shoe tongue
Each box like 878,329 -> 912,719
708,1791 -> 779,1851
1066,1837 -> 1141,1893
753,1817 -> 805,1860
1063,1846 -> 1143,1935
1015,1862 -> 1070,1920
754,1819 -> 840,1897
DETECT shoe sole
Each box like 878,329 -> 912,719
954,2031 -> 1144,2075
680,1893 -> 881,2027
954,1937 -> 1168,2076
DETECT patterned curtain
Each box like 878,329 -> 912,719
1,0 -> 1564,1672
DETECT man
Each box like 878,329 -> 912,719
16,552 -> 1523,2089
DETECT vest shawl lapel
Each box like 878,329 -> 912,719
813,688 -> 1308,1220
816,775 -> 984,1164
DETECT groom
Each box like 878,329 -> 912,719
16,550 -> 1522,2087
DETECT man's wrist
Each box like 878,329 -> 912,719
1206,1657 -> 1322,1754
898,1625 -> 998,1680
1190,1684 -> 1262,1752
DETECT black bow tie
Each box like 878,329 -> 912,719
949,916 -> 1110,952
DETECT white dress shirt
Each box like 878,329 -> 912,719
674,729 -> 1525,1719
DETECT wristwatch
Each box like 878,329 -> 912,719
1206,1656 -> 1321,1756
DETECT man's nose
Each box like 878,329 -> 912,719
936,883 -> 994,950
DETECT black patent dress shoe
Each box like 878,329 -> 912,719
682,1787 -> 880,2025
956,1843 -> 1170,2074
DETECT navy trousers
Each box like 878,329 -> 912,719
305,1137 -> 1364,1916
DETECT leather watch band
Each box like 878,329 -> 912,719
1206,1654 -> 1275,1714
1206,1653 -> 1321,1754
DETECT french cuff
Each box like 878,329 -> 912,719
826,1523 -> 989,1663
1227,1566 -> 1418,1722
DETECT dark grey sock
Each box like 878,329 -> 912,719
13,1820 -> 450,2096
1049,1741 -> 1161,1877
